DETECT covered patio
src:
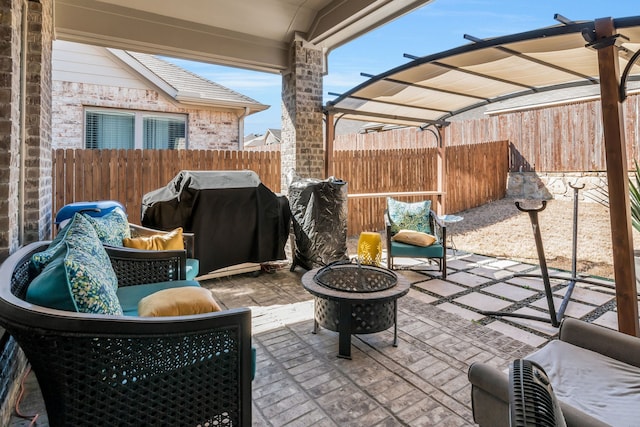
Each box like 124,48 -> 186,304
4,2 -> 640,426
12,246 -> 623,426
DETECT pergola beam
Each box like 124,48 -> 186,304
595,17 -> 639,336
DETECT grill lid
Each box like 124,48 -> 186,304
313,260 -> 397,293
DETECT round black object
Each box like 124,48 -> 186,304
313,261 -> 397,293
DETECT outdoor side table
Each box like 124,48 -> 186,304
439,214 -> 463,253
301,264 -> 410,359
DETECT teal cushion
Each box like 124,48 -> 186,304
387,197 -> 432,235
390,240 -> 444,258
26,214 -> 123,315
83,207 -> 130,247
186,258 -> 199,281
116,280 -> 201,316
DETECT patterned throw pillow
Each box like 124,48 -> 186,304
83,207 -> 130,247
26,214 -> 123,315
387,197 -> 433,235
31,218 -> 76,272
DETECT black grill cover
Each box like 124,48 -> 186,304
141,170 -> 291,274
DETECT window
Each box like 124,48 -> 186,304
85,109 -> 187,149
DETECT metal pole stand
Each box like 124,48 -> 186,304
480,185 -> 595,327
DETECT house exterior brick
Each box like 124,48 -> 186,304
52,81 -> 241,150
0,1 -> 53,424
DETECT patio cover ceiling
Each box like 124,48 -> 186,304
54,0 -> 433,73
325,16 -> 640,127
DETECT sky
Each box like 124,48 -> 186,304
163,0 -> 639,137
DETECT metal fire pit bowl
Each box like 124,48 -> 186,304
314,261 -> 397,293
301,262 -> 410,359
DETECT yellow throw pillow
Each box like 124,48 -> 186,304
138,287 -> 222,317
123,227 -> 184,251
392,229 -> 437,247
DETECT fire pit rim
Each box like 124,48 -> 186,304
313,260 -> 398,293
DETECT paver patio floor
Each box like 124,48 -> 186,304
10,249 -> 632,426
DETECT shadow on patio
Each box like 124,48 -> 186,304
10,247 -> 627,426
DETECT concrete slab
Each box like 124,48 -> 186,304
453,293 -> 513,312
436,302 -> 485,322
415,280 -> 466,297
446,271 -> 492,288
486,321 -> 548,348
483,282 -> 538,301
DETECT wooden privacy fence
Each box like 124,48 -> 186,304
52,149 -> 281,225
52,140 -> 508,236
333,140 -> 509,235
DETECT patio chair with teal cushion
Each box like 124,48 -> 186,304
385,197 -> 447,278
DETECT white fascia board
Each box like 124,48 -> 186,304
107,48 -> 178,98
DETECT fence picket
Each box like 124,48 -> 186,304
52,144 -> 505,236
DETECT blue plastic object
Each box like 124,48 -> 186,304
55,200 -> 126,225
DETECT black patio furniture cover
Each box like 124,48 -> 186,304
288,173 -> 348,270
141,170 -> 291,274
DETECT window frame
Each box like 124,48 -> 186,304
84,107 -> 188,149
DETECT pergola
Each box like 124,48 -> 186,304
325,15 -> 640,335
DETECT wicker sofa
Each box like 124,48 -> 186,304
0,241 -> 252,426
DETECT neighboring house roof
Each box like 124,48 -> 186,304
244,135 -> 265,147
244,128 -> 281,147
265,128 -> 281,142
109,49 -> 269,115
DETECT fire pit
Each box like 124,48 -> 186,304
301,261 -> 410,359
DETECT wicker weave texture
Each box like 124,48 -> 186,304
109,256 -> 182,286
0,242 -> 252,427
14,327 -> 243,426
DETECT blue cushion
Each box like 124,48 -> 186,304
116,280 -> 201,316
186,258 -> 199,280
83,207 -> 130,247
27,214 -> 123,315
387,197 -> 432,235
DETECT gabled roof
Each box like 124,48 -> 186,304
244,128 -> 282,147
109,49 -> 269,114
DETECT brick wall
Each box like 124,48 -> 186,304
25,0 -> 53,242
51,81 -> 241,150
281,39 -> 324,191
0,1 -> 54,423
0,0 -> 23,259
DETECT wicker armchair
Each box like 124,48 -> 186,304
0,242 -> 252,427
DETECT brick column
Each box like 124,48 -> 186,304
23,0 -> 53,242
0,0 -> 52,257
0,0 -> 24,259
281,37 -> 324,192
